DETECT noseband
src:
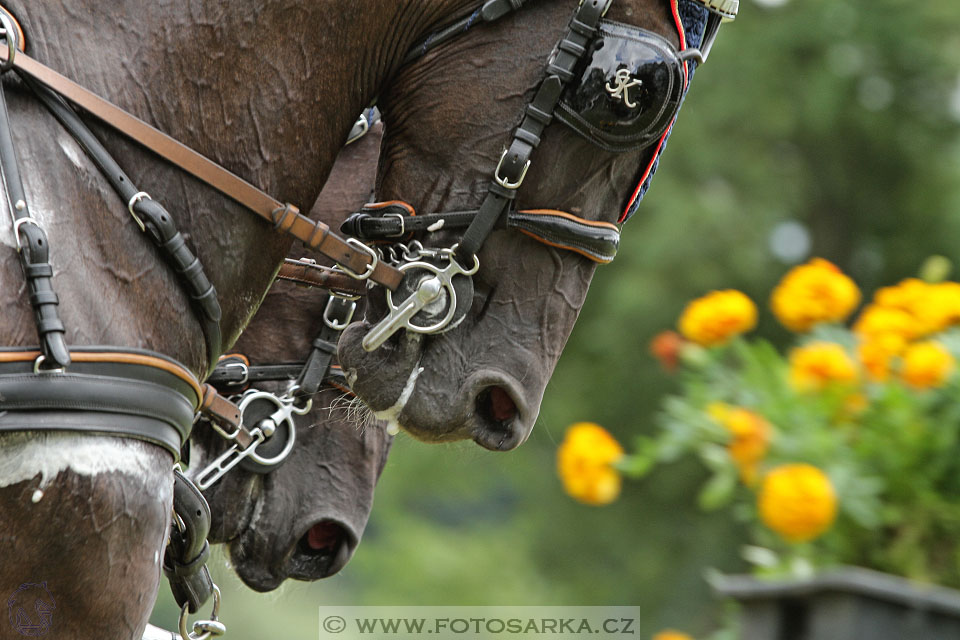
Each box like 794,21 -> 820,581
341,0 -> 737,350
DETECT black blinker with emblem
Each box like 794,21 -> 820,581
556,20 -> 696,152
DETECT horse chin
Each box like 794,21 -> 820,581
339,323 -> 536,450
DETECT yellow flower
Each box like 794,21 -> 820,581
900,341 -> 955,389
557,423 -> 624,506
653,632 -> 694,640
770,258 -> 861,332
788,342 -> 858,392
708,404 -> 773,485
857,335 -> 905,382
870,279 -> 960,338
758,464 -> 837,542
678,290 -> 757,347
853,304 -> 919,343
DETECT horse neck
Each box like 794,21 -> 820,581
0,1 -> 469,374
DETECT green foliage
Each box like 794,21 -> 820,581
626,325 -> 960,588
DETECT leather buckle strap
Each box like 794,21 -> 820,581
275,259 -> 368,296
0,46 -> 403,291
0,347 -> 203,456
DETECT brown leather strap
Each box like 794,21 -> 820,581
0,48 -> 403,290
275,259 -> 367,295
199,383 -> 256,450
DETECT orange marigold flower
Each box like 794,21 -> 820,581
900,341 -> 955,389
788,342 -> 858,392
678,290 -> 757,347
866,279 -> 960,338
653,632 -> 694,640
857,335 -> 905,382
758,463 -> 837,543
770,258 -> 861,332
853,304 -> 919,343
557,423 -> 624,506
650,330 -> 686,372
709,404 -> 773,484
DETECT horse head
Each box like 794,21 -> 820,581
193,123 -> 393,592
339,0 -> 733,450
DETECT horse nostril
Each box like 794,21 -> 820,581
299,520 -> 346,556
477,386 -> 518,424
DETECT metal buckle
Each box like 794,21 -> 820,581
127,191 -> 151,232
222,361 -> 249,386
12,215 -> 41,252
336,238 -> 379,281
323,295 -> 357,331
33,354 -> 65,375
383,212 -> 407,237
494,149 -> 531,190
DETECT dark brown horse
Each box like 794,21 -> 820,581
192,119 -> 392,594
0,0 -> 727,636
338,0 -> 728,450
0,2 -> 488,637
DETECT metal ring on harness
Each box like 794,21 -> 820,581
0,12 -> 18,73
178,584 -> 224,640
32,354 -> 65,375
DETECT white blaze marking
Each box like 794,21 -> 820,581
31,489 -> 43,503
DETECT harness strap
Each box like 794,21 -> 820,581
0,348 -> 201,456
276,258 -> 367,296
0,35 -> 402,290
402,0 -> 530,65
453,0 -> 612,263
23,77 -> 224,373
163,468 -> 215,614
344,203 -> 621,263
0,32 -> 69,368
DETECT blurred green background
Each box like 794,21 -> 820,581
152,0 -> 960,636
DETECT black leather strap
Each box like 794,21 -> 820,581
0,67 -> 70,368
0,348 -> 200,455
403,0 -> 530,65
454,0 -> 613,263
23,77 -> 223,374
164,469 -> 214,614
343,205 -> 620,263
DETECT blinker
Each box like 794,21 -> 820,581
555,20 -> 700,153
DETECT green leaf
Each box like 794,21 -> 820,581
698,468 -> 738,511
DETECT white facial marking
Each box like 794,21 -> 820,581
0,432 -> 161,489
373,365 -> 424,433
31,489 -> 43,503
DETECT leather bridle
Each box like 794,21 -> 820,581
340,0 -> 738,351
0,0 -> 735,631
